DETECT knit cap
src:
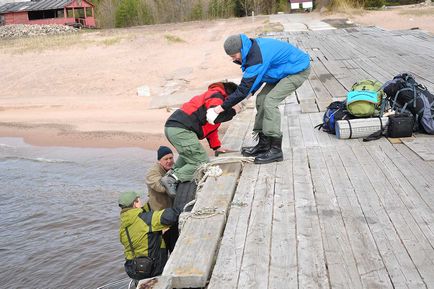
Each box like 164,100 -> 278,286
118,191 -> 140,207
157,146 -> 173,160
224,35 -> 242,55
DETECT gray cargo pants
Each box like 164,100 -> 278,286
254,67 -> 311,137
164,126 -> 209,182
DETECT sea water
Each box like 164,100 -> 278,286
0,137 -> 154,289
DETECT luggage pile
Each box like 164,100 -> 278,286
315,73 -> 434,140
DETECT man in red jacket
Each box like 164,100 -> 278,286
161,82 -> 239,196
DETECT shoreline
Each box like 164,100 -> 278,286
0,124 -> 168,150
0,122 -> 231,151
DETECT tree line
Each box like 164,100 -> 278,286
93,0 -> 425,28
94,0 -> 289,28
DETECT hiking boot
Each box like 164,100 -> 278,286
160,172 -> 179,198
254,136 -> 283,164
241,132 -> 271,157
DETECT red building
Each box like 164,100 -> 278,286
0,0 -> 95,27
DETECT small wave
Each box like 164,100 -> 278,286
1,156 -> 74,164
0,143 -> 15,148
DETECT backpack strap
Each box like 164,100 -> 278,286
125,226 -> 136,258
345,119 -> 353,139
363,116 -> 385,142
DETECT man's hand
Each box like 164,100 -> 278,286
206,108 -> 219,125
233,102 -> 246,114
214,147 -> 236,156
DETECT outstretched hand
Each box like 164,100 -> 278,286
206,108 -> 219,125
214,147 -> 236,157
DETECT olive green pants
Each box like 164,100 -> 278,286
164,127 -> 209,182
254,67 -> 311,137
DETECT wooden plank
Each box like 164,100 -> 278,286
341,145 -> 427,288
287,114 -> 304,148
237,163 -> 276,289
292,147 -> 328,289
393,142 -> 434,188
311,59 -> 347,98
284,93 -> 302,115
269,156 -> 297,289
207,164 -> 260,289
136,276 -> 172,289
296,79 -> 316,103
369,144 -> 434,248
221,108 -> 253,152
378,142 -> 434,212
300,102 -> 319,113
309,74 -> 333,102
299,113 -> 318,147
307,147 -> 363,289
162,163 -> 241,288
401,136 -> 434,161
321,146 -> 393,288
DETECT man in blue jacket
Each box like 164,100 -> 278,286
207,34 -> 310,164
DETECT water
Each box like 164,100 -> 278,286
0,138 -> 155,289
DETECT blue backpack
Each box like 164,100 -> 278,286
315,101 -> 353,134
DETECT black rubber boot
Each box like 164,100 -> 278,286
254,136 -> 283,164
241,132 -> 271,157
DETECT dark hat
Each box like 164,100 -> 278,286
157,146 -> 173,160
118,191 -> 140,207
224,35 -> 242,55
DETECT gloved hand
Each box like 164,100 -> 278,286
206,108 -> 219,125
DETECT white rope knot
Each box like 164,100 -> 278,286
178,207 -> 226,231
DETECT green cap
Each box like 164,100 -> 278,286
118,191 -> 140,207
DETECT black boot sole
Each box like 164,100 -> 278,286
254,156 -> 283,164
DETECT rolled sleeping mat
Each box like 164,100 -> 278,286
336,117 -> 389,139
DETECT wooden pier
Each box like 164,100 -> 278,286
139,27 -> 434,289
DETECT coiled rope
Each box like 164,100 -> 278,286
178,156 -> 254,231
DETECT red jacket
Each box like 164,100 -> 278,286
165,83 -> 236,150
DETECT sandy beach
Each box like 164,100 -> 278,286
1,6 -> 433,150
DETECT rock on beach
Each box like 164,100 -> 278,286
0,24 -> 78,39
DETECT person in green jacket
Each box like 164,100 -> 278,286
118,191 -> 180,281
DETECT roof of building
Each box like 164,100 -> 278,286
0,0 -> 91,14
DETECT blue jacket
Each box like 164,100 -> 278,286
221,34 -> 310,110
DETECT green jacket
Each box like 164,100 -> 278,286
119,203 -> 179,262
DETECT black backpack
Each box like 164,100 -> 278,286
382,73 -> 434,134
315,101 -> 353,134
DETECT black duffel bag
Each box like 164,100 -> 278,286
387,113 -> 414,138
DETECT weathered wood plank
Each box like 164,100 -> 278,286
296,79 -> 317,103
237,163 -> 276,289
207,164 -> 260,289
342,145 -> 427,288
321,146 -> 393,288
292,147 -> 328,289
401,136 -> 434,161
287,114 -> 304,148
307,146 -> 364,289
162,163 -> 241,288
269,156 -> 297,289
369,144 -> 434,248
136,276 -> 172,289
221,108 -> 253,152
378,142 -> 434,212
311,59 -> 347,98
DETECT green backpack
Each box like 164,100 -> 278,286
347,80 -> 385,117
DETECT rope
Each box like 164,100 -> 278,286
178,155 -> 253,231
